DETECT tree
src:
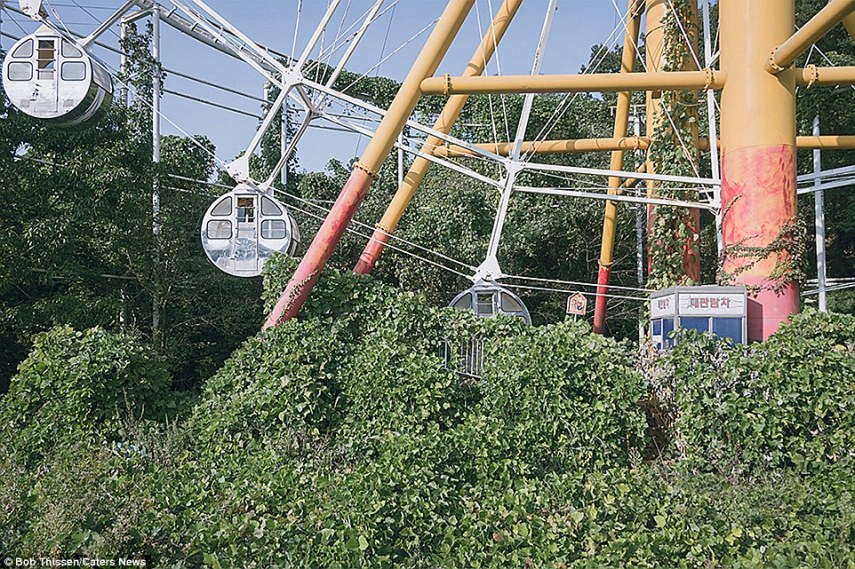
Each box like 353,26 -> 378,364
0,23 -> 263,390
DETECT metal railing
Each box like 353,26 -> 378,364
440,337 -> 485,379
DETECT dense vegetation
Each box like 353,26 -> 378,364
2,2 -> 855,390
2,1 -> 855,565
1,256 -> 853,566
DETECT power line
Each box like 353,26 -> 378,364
502,282 -> 646,303
163,88 -> 262,119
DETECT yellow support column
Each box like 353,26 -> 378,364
720,0 -> 799,340
263,0 -> 475,328
592,0 -> 644,334
645,0 -> 667,264
354,0 -> 523,275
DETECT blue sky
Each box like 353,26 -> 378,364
2,1 -> 622,174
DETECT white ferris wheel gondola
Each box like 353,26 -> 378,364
201,184 -> 300,278
2,25 -> 113,127
449,280 -> 532,325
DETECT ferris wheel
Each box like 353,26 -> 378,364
5,0 -> 846,337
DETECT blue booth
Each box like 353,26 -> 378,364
650,286 -> 748,349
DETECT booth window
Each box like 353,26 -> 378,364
681,317 -> 710,334
713,317 -> 743,344
662,318 -> 675,348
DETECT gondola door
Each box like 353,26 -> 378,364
233,195 -> 259,275
34,36 -> 59,115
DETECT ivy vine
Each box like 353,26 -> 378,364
646,0 -> 701,291
718,214 -> 808,294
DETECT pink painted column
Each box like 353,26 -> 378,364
719,0 -> 799,341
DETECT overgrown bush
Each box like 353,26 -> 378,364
478,320 -> 647,474
2,264 -> 854,566
0,326 -> 173,461
657,309 -> 855,472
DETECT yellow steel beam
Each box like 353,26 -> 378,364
617,162 -> 649,192
645,0 -> 667,204
767,0 -> 855,73
358,0 -> 475,173
419,70 -> 725,95
433,134 -> 855,157
433,136 -> 651,157
642,0 -> 701,286
353,0 -> 523,274
797,134 -> 855,148
843,6 -> 855,39
594,0 -> 645,334
796,65 -> 855,86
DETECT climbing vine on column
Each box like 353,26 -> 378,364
646,0 -> 701,291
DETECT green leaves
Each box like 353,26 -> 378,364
655,309 -> 855,473
3,237 -> 855,567
0,325 -> 172,463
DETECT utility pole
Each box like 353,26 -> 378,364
152,9 -> 163,347
120,22 -> 129,107
633,113 -> 646,345
281,96 -> 289,188
813,114 -> 828,312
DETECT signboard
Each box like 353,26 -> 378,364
566,292 -> 587,316
678,292 -> 745,317
650,293 -> 676,319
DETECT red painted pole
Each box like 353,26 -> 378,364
354,229 -> 391,274
263,168 -> 374,327
592,0 -> 644,335
263,0 -> 475,329
592,265 -> 612,333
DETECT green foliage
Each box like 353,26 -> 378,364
646,0 -> 702,290
3,1 -> 855,563
0,22 -> 263,389
794,0 -> 855,315
479,321 -> 647,474
0,326 -> 172,461
657,309 -> 855,472
5,261 -> 854,565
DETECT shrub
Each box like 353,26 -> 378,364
662,309 -> 855,472
478,320 -> 648,474
0,326 -> 172,460
4,260 -> 854,566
